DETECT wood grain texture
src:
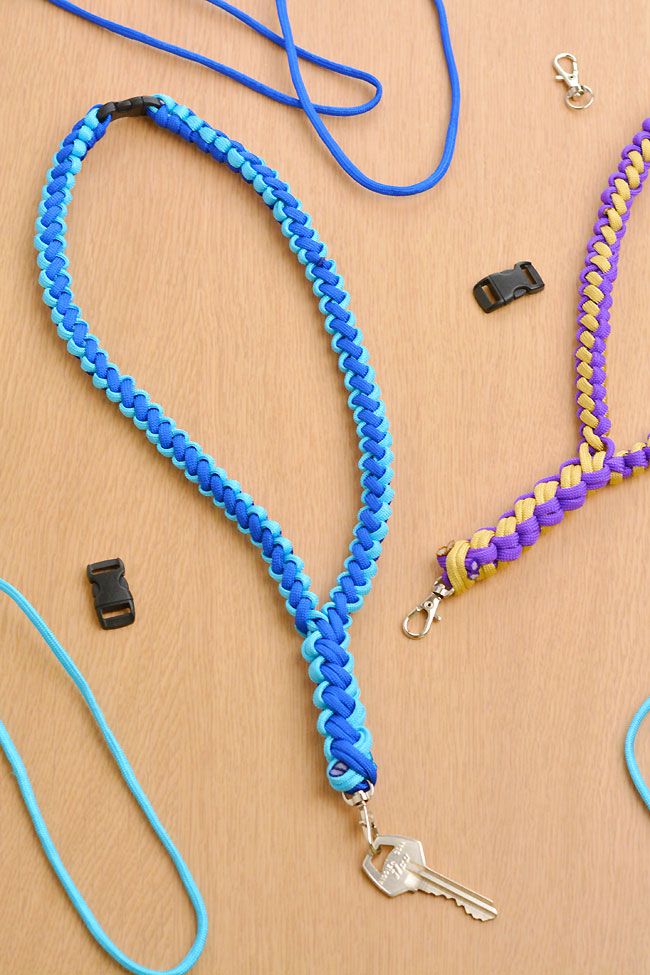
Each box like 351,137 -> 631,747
2,2 -> 650,973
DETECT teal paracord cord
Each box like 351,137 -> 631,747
0,578 -> 208,975
625,698 -> 650,811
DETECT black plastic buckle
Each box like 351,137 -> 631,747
473,262 -> 544,313
86,559 -> 135,630
96,95 -> 163,124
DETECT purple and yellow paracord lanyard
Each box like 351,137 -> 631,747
404,119 -> 650,838
405,121 -> 650,630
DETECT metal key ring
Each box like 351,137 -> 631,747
566,84 -> 594,111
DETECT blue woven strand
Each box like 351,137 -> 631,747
34,95 -> 394,796
0,578 -> 208,975
44,0 -> 460,197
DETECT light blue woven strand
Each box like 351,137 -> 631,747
44,0 -> 460,197
625,697 -> 650,810
34,95 -> 394,795
0,578 -> 208,975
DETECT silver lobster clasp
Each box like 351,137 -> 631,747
553,53 -> 594,110
402,579 -> 453,639
343,784 -> 378,851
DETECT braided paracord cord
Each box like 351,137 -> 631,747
35,95 -> 393,795
437,122 -> 650,597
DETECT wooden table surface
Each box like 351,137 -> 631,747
3,2 -> 650,973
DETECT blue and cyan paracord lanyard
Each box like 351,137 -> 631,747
8,60 -> 650,975
2,93 -> 392,974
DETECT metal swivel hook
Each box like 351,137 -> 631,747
402,579 -> 453,639
553,53 -> 594,110
343,784 -> 378,851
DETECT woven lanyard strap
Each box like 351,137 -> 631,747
35,95 -> 393,793
0,578 -> 208,975
437,123 -> 650,596
45,0 -> 460,197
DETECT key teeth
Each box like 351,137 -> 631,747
437,889 -> 466,910
434,889 -> 497,921
461,901 -> 497,922
420,874 -> 497,920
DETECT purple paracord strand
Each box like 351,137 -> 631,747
578,133 -> 650,449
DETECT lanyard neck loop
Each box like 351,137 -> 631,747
36,92 -> 393,795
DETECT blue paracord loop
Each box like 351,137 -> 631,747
0,578 -> 208,975
34,95 -> 394,796
44,0 -> 460,197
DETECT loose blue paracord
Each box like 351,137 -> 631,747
0,578 -> 208,975
44,0 -> 460,197
625,698 -> 650,811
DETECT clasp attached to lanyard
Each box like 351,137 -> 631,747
343,784 -> 378,851
402,579 -> 453,639
96,95 -> 163,123
553,53 -> 594,110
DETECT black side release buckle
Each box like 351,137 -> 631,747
87,559 -> 135,630
97,95 -> 163,124
473,261 -> 544,313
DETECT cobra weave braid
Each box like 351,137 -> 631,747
438,122 -> 650,596
34,95 -> 393,795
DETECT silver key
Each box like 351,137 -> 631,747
362,834 -> 497,921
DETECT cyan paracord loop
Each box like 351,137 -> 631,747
34,95 -> 393,797
626,699 -> 650,812
0,578 -> 208,975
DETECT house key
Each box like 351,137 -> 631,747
362,834 -> 497,921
